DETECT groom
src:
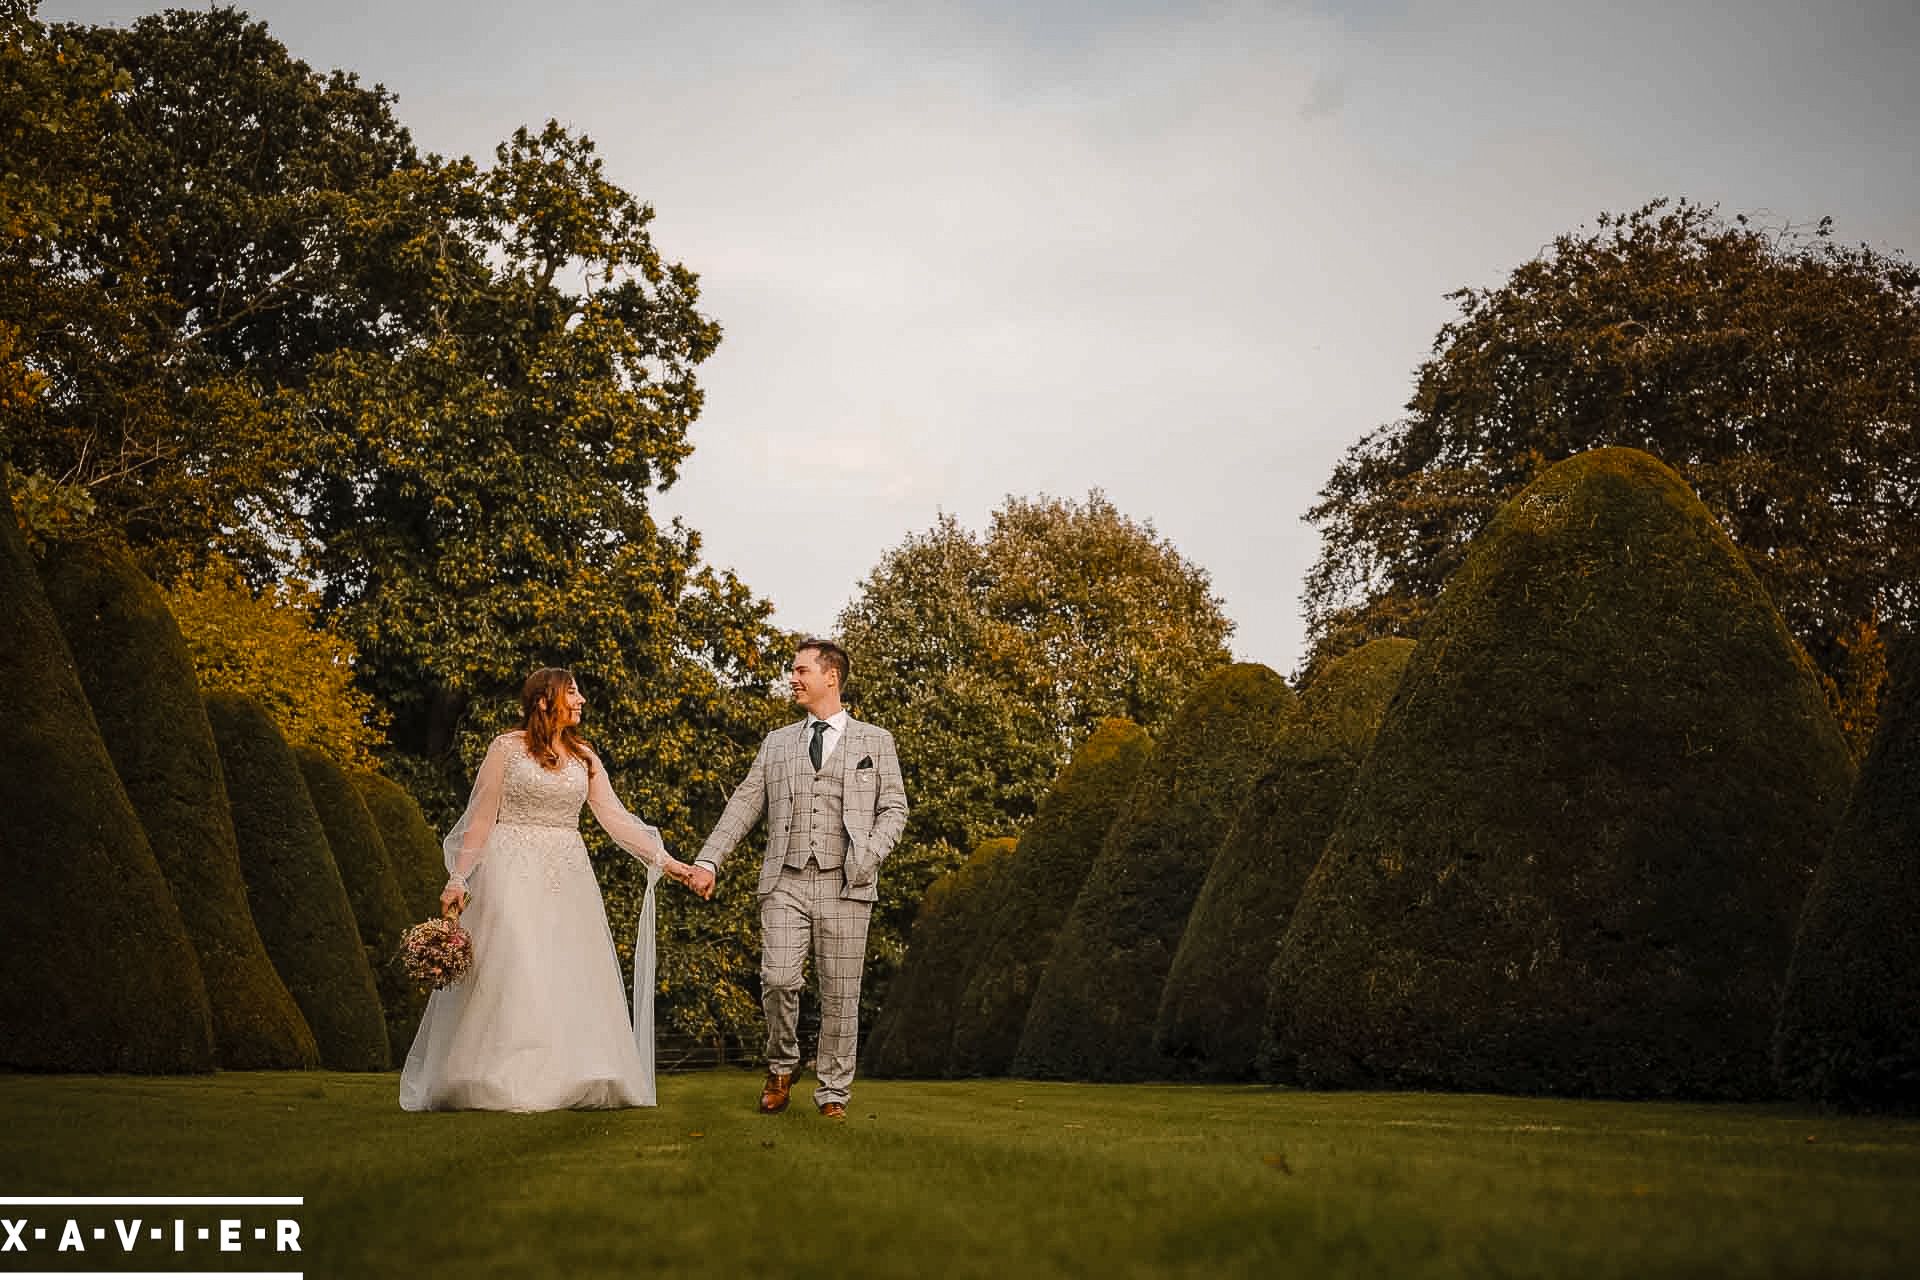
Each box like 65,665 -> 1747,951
687,639 -> 909,1118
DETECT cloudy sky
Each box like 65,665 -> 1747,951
46,1 -> 1920,674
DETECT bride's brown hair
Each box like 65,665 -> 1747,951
520,668 -> 594,773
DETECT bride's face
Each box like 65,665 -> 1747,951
556,681 -> 585,726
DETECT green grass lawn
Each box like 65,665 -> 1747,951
1,1069 -> 1916,1278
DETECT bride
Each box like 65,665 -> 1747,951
400,668 -> 695,1111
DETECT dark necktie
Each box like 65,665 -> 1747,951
809,720 -> 830,770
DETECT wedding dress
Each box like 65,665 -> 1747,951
400,733 -> 665,1111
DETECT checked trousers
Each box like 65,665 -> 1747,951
761,861 -> 873,1107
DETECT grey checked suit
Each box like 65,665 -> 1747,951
694,715 -> 908,1105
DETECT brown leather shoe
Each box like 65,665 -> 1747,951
758,1071 -> 792,1114
818,1101 -> 846,1120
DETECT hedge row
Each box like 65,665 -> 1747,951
1015,663 -> 1296,1081
39,539 -> 316,1069
1157,638 -> 1413,1078
0,474 -> 214,1072
949,719 -> 1153,1077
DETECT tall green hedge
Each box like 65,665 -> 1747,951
1266,448 -> 1854,1099
1015,664 -> 1296,1081
1158,639 -> 1414,1079
0,477 -> 214,1072
296,747 -> 422,1063
354,769 -> 446,923
39,538 -> 316,1070
866,837 -> 1019,1078
950,719 -> 1153,1077
206,692 -> 390,1071
1775,635 -> 1920,1110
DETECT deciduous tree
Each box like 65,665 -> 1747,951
1304,199 -> 1920,749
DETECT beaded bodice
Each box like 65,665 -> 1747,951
494,747 -> 588,829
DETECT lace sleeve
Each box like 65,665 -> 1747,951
443,735 -> 512,887
584,751 -> 671,870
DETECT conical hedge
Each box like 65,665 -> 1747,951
206,692 -> 390,1071
1158,639 -> 1414,1079
950,720 -> 1153,1077
354,770 -> 446,923
1015,664 -> 1296,1081
0,477 -> 214,1072
1775,635 -> 1920,1110
296,747 -> 422,1063
38,538 -> 317,1070
866,837 -> 1019,1078
1266,448 -> 1853,1099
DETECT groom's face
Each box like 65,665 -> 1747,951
790,650 -> 835,712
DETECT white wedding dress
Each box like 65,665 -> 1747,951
400,733 -> 665,1112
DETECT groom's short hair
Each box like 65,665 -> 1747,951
798,638 -> 850,688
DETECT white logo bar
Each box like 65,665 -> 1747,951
0,1198 -> 302,1206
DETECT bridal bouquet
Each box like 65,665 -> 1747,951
399,909 -> 474,990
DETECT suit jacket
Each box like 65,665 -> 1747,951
694,715 -> 909,902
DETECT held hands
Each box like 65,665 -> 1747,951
439,879 -> 469,915
661,859 -> 715,900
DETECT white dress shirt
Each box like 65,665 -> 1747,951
805,710 -> 850,767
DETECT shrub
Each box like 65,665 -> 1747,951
297,747 -> 422,1063
1266,448 -> 1854,1099
1158,639 -> 1414,1079
165,560 -> 387,770
353,768 -> 448,923
206,692 -> 390,1071
1775,635 -> 1920,1110
38,537 -> 316,1068
0,474 -> 214,1071
1015,664 -> 1296,1080
866,837 -> 1019,1078
950,720 -> 1153,1077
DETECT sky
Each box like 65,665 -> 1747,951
43,0 -> 1920,674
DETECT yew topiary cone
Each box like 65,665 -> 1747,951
1775,635 -> 1920,1110
39,537 -> 316,1069
297,747 -> 421,1064
1015,664 -> 1296,1081
1158,639 -> 1414,1080
950,720 -> 1152,1077
1266,448 -> 1853,1099
866,837 -> 1019,1078
0,476 -> 214,1072
207,692 -> 390,1071
354,770 -> 447,923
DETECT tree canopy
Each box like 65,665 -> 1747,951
837,491 -> 1233,999
164,559 -> 388,770
841,492 -> 1232,855
1303,199 -> 1920,748
1,4 -> 794,1048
